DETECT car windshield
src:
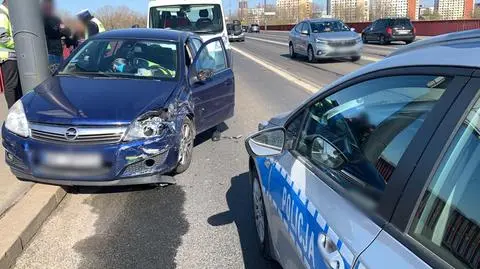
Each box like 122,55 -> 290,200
59,39 -> 178,81
149,4 -> 224,35
311,21 -> 350,33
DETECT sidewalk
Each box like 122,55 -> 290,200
0,100 -> 33,218
0,96 -> 66,269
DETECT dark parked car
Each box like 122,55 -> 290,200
249,24 -> 260,33
242,25 -> 249,32
2,29 -> 235,186
362,18 -> 415,45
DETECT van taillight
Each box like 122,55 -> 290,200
386,27 -> 393,36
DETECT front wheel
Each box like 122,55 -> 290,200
289,42 -> 296,58
351,55 -> 361,62
307,46 -> 316,63
175,117 -> 195,174
251,169 -> 272,259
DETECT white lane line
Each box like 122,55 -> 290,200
246,36 -> 288,46
231,46 -> 321,93
246,36 -> 382,62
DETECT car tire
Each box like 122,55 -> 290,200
307,46 -> 316,63
175,117 -> 195,174
289,42 -> 296,58
351,55 -> 361,62
251,168 -> 273,260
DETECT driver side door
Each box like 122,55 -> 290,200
264,73 -> 461,269
190,37 -> 234,133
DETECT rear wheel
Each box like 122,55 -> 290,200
251,169 -> 272,259
175,117 -> 194,174
307,46 -> 316,63
289,42 -> 296,58
379,35 -> 386,45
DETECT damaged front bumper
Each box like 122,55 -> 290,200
2,125 -> 181,186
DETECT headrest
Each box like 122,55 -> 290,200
199,9 -> 209,18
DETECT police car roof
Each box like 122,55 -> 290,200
92,28 -> 195,42
325,30 -> 480,90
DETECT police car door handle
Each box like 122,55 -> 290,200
318,233 -> 342,269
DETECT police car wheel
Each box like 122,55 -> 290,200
251,169 -> 272,259
175,117 -> 194,174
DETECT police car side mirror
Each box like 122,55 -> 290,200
245,127 -> 286,157
308,136 -> 345,169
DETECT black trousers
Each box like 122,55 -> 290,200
1,60 -> 22,109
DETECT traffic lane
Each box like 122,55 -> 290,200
251,31 -> 404,54
12,51 -> 309,269
234,36 -> 368,87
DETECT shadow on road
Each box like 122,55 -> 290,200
73,185 -> 189,269
194,122 -> 229,147
280,53 -> 348,64
207,172 -> 282,269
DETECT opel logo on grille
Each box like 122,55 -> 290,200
65,127 -> 78,141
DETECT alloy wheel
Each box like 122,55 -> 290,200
252,177 -> 266,244
178,123 -> 193,165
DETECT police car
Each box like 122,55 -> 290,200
245,30 -> 480,269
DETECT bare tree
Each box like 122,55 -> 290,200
95,5 -> 147,30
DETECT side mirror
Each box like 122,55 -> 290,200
301,30 -> 309,35
350,27 -> 356,32
245,127 -> 285,157
309,136 -> 345,169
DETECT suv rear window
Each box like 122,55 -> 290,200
392,19 -> 412,28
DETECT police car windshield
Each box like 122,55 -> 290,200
150,4 -> 224,35
59,39 -> 178,81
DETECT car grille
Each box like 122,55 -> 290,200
30,123 -> 127,145
328,40 -> 356,47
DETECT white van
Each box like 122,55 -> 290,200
147,0 -> 230,49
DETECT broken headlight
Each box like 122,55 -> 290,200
123,108 -> 175,141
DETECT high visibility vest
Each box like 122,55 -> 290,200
85,17 -> 105,39
0,5 -> 15,62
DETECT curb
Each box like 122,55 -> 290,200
0,184 -> 66,269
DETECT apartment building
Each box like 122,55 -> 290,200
434,0 -> 474,19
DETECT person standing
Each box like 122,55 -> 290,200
76,9 -> 105,39
0,0 -> 22,108
42,0 -> 71,69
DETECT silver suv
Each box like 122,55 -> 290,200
289,19 -> 363,62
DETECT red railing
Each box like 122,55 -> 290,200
263,19 -> 480,36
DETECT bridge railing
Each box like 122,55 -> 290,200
262,19 -> 480,36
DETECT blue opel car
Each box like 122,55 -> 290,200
2,29 -> 234,186
246,30 -> 480,269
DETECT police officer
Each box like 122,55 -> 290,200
76,9 -> 105,39
0,0 -> 22,108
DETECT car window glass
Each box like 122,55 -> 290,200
301,23 -> 309,33
295,23 -> 303,33
191,38 -> 203,52
285,110 -> 305,149
393,19 -> 412,28
409,96 -> 480,269
195,40 -> 227,73
295,75 -> 452,206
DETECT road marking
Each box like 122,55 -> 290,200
246,36 -> 288,46
245,36 -> 382,62
231,46 -> 321,93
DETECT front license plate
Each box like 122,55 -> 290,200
41,152 -> 103,169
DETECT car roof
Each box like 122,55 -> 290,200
305,18 -> 341,23
322,30 -> 480,91
92,28 -> 197,43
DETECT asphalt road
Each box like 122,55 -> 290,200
12,31 -> 405,269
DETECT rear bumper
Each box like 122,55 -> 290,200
389,35 -> 415,42
228,34 -> 245,41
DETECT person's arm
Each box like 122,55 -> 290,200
0,13 -> 14,49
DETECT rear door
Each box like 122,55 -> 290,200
355,76 -> 478,269
263,68 -> 469,269
190,37 -> 234,133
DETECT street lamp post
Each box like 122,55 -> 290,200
9,0 -> 50,93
